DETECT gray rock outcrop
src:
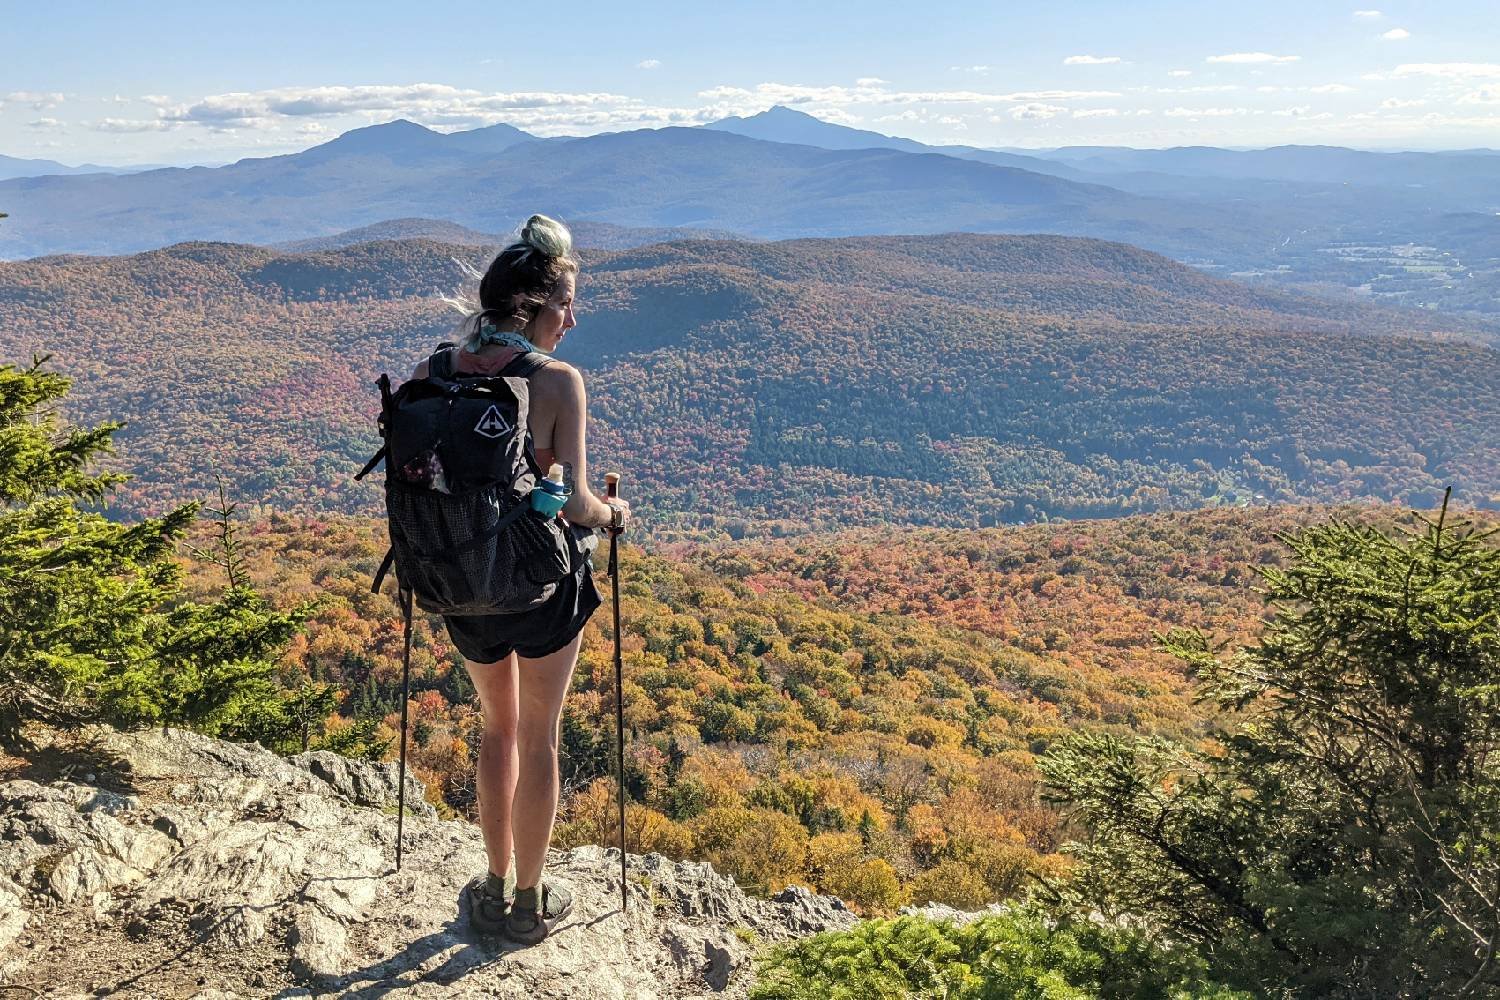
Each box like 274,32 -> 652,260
0,726 -> 856,998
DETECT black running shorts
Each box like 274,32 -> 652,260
441,526 -> 603,663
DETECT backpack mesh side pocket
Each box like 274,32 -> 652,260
386,480 -> 565,615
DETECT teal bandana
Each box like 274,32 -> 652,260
474,320 -> 538,354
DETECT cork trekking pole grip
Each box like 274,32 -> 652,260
604,472 -> 623,536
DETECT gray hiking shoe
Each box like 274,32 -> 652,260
504,882 -> 574,944
464,870 -> 514,933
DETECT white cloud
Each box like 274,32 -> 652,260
1206,52 -> 1300,64
131,83 -> 669,136
1064,55 -> 1122,65
817,107 -> 863,125
698,82 -> 1117,108
1353,9 -> 1382,16
1382,97 -> 1427,108
121,78 -> 1126,142
948,65 -> 990,75
1164,106 -> 1251,117
27,117 -> 65,130
1394,63 -> 1500,79
1003,90 -> 1119,101
92,117 -> 176,133
937,115 -> 967,128
1167,69 -> 1192,77
1381,28 -> 1410,40
637,59 -> 661,70
1073,108 -> 1120,118
1010,102 -> 1068,120
4,90 -> 64,111
1272,106 -> 1312,116
1459,87 -> 1500,105
1308,83 -> 1357,93
1155,85 -> 1242,94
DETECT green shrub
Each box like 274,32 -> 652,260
0,357 -> 317,750
749,906 -> 1246,1000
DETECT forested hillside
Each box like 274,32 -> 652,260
1,233 -> 1494,531
4,340 -> 1493,995
171,500 -> 1497,918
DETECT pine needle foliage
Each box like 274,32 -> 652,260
0,356 -> 319,747
1040,490 -> 1500,997
749,907 -> 1246,1000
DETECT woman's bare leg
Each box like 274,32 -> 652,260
511,631 -> 583,891
465,653 -> 520,879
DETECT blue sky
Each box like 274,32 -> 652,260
4,0 -> 1499,164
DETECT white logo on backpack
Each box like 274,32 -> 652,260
474,405 -> 513,439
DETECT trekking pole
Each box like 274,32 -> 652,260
395,585 -> 414,872
605,472 -> 627,912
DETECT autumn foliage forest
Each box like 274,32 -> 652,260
1,234 -> 1495,538
4,231 -> 1497,919
162,499 -> 1496,915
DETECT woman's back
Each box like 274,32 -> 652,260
411,345 -> 569,471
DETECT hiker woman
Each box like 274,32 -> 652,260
412,214 -> 631,943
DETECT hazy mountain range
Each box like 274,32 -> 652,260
1,108 -> 1496,320
273,217 -> 749,254
0,153 -> 150,181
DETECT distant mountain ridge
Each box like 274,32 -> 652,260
288,118 -> 538,166
273,217 -> 750,253
1037,142 -> 1500,196
0,153 -> 141,181
3,111 -> 1495,321
704,105 -> 1092,178
1,120 -> 1174,260
705,107 -> 1500,207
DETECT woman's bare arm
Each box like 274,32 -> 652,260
548,364 -> 624,529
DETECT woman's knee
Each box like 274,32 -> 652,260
466,656 -> 518,726
480,719 -> 518,749
516,713 -> 562,758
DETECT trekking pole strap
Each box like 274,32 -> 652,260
371,547 -> 396,594
355,445 -> 387,482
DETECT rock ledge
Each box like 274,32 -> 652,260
0,726 -> 856,999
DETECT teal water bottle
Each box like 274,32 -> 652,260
530,462 -> 571,517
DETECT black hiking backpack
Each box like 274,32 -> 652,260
358,343 -> 572,617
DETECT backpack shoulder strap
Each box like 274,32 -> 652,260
427,342 -> 458,379
499,351 -> 554,379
